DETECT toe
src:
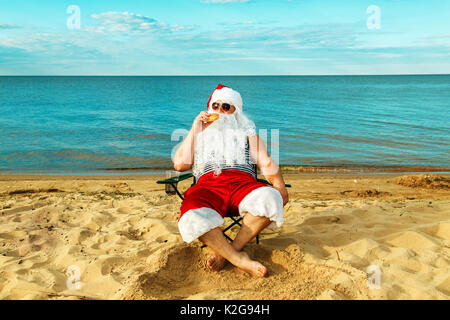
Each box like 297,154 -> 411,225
259,266 -> 268,277
206,257 -> 215,269
207,256 -> 222,271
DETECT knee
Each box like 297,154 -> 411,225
239,187 -> 283,216
243,211 -> 271,223
243,212 -> 272,230
198,226 -> 221,241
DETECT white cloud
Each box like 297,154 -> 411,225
0,23 -> 20,29
1,10 -> 449,75
88,12 -> 195,34
372,53 -> 404,58
215,56 -> 329,61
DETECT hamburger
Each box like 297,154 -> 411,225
207,113 -> 220,122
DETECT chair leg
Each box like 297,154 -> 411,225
222,217 -> 242,234
170,183 -> 184,200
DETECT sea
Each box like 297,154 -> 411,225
0,75 -> 449,175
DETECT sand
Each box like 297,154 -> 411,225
0,172 -> 449,300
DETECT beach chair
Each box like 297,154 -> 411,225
157,164 -> 291,246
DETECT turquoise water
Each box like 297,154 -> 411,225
0,75 -> 449,175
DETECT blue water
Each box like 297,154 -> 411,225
0,75 -> 449,175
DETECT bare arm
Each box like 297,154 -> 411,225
248,134 -> 289,206
173,126 -> 196,172
173,111 -> 213,171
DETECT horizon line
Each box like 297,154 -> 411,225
1,73 -> 449,77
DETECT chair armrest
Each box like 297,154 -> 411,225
156,173 -> 193,184
257,178 -> 291,188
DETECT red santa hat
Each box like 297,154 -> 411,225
206,84 -> 243,112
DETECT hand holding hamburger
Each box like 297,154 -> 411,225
192,111 -> 220,132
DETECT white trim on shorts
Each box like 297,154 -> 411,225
238,186 -> 284,229
178,207 -> 224,243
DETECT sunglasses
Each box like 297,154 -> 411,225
212,102 -> 233,112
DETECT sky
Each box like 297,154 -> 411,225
0,0 -> 449,75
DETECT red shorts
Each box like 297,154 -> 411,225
177,169 -> 285,243
179,169 -> 268,220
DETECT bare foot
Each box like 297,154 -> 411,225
236,252 -> 268,278
206,254 -> 228,271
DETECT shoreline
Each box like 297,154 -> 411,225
1,172 -> 450,181
1,164 -> 449,180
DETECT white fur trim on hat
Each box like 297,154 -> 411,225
208,87 -> 243,112
238,186 -> 284,229
178,207 -> 224,243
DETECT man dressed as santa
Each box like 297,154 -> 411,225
173,84 -> 289,278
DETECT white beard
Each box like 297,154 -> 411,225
193,110 -> 256,177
